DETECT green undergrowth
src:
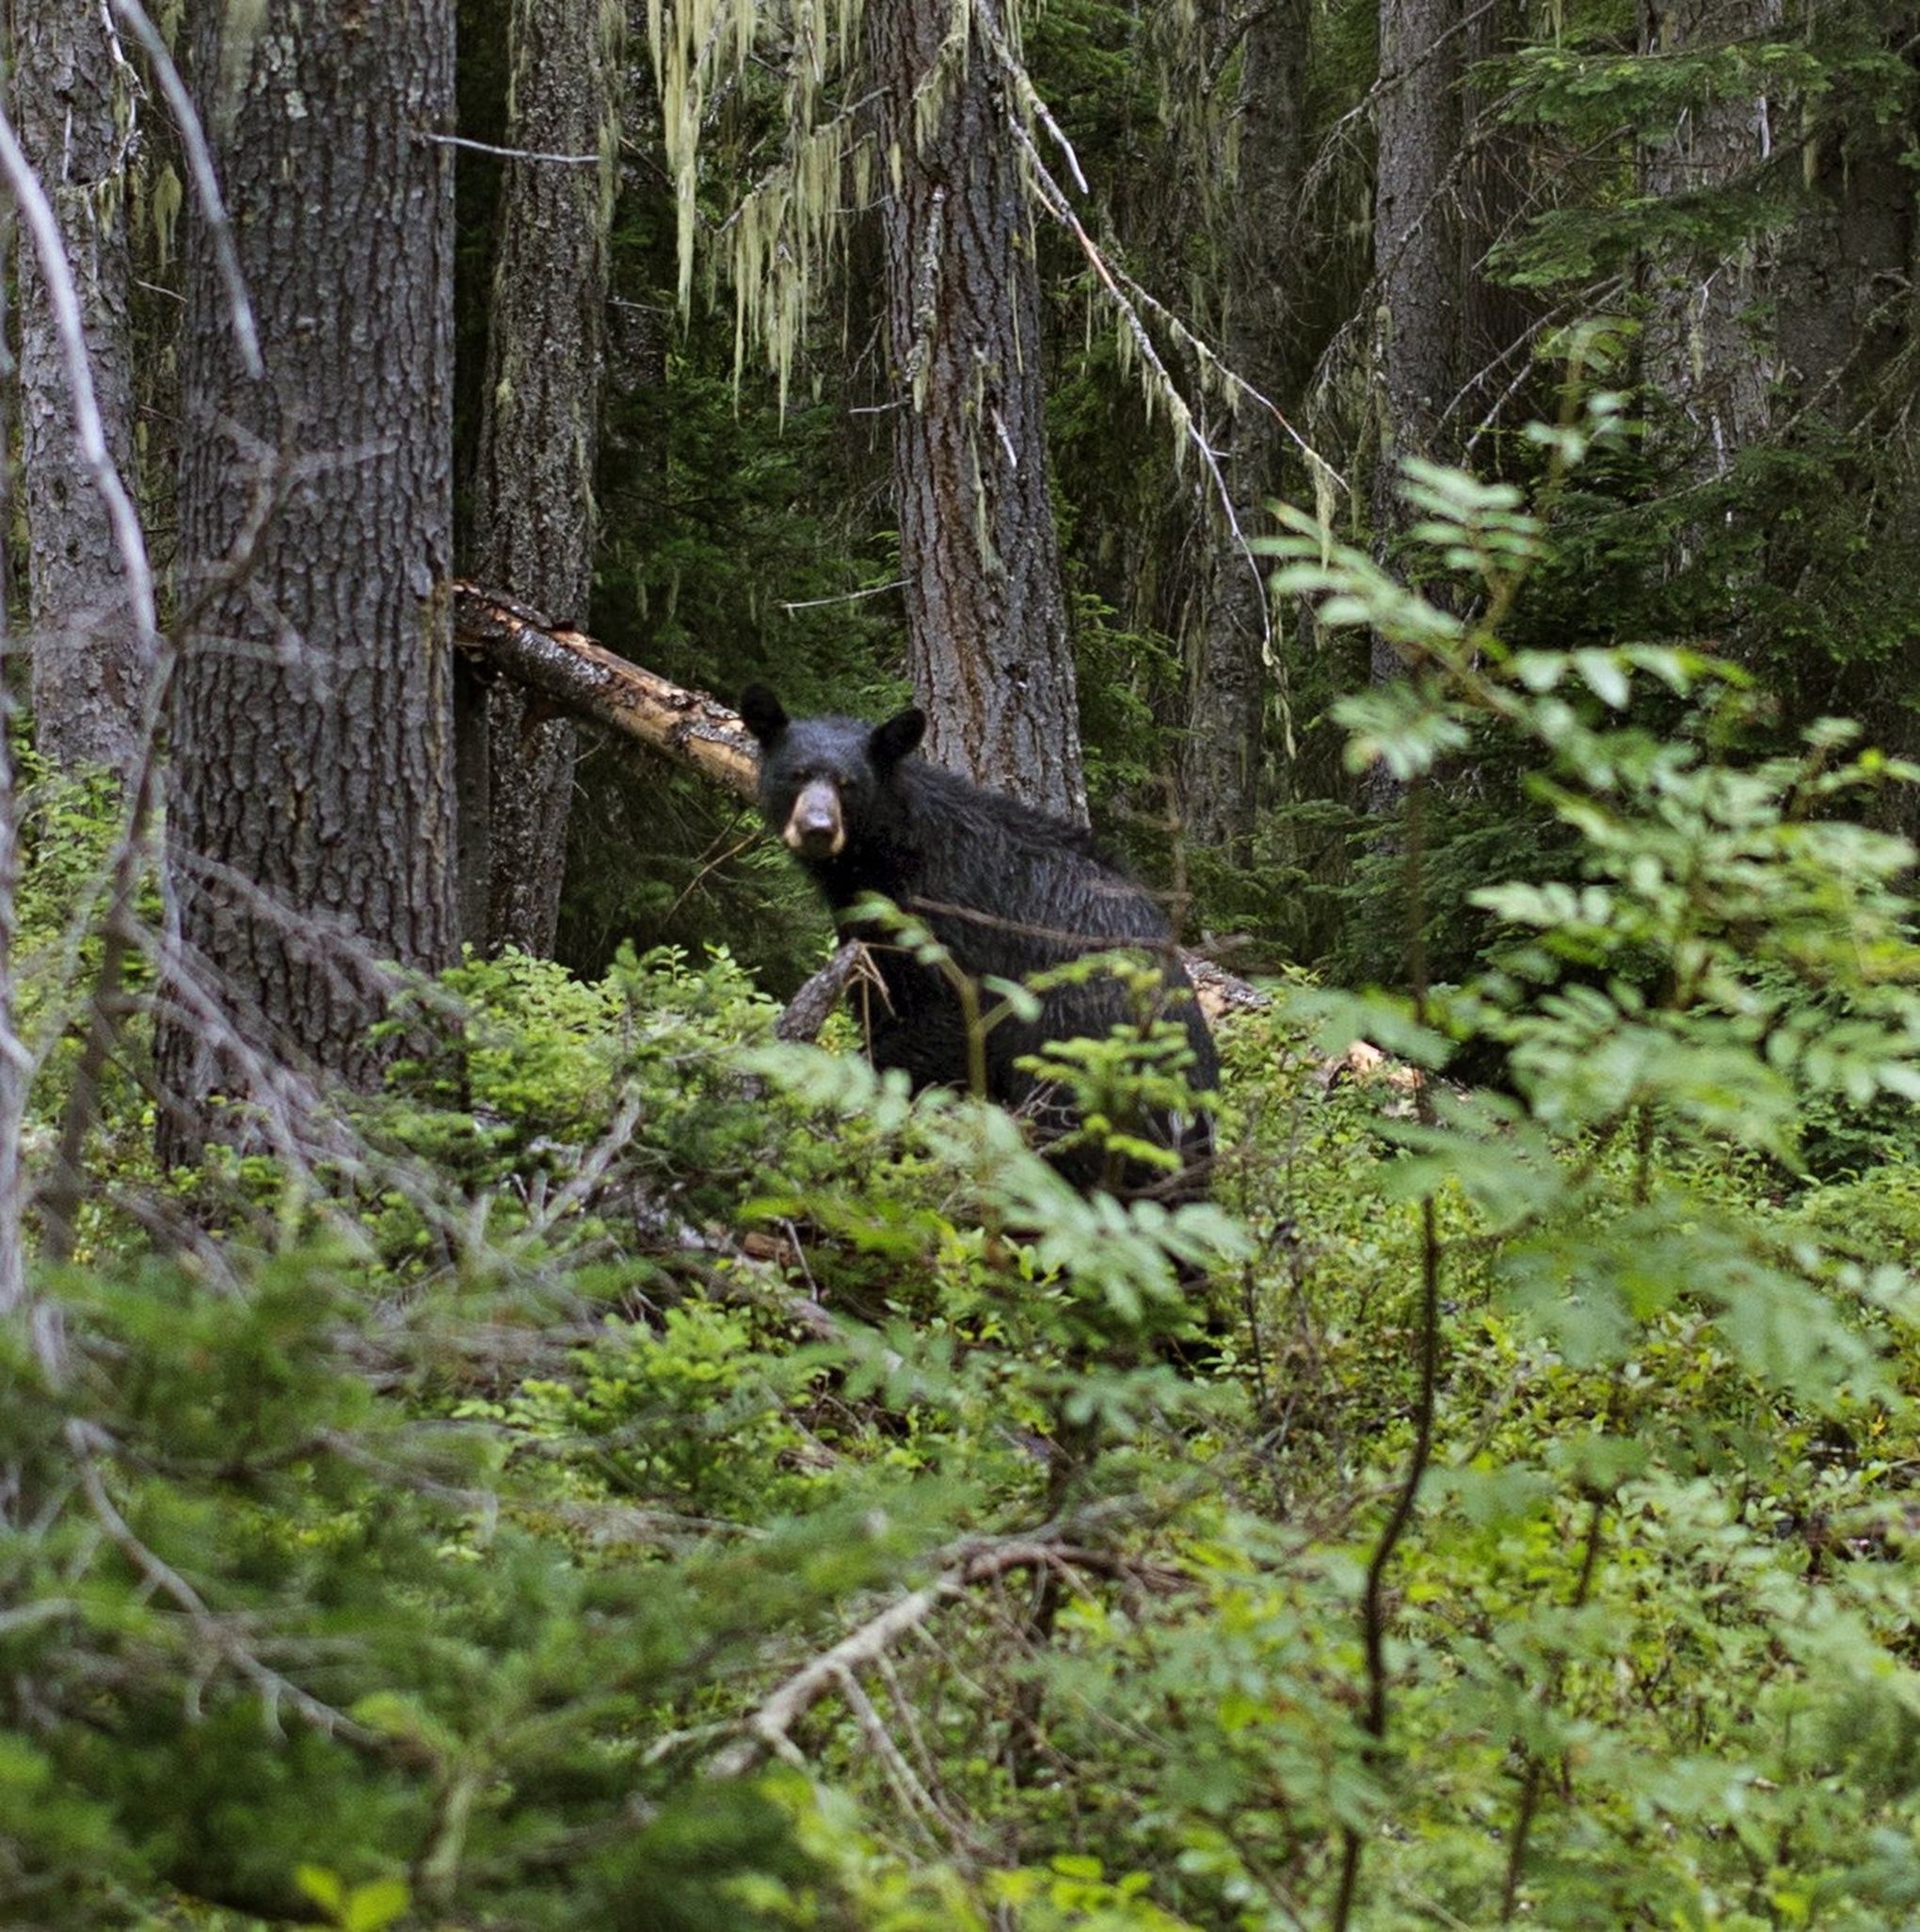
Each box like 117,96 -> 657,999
6,438 -> 1920,1929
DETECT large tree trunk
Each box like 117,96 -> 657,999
1638,0 -> 1784,560
1455,0 -> 1533,434
1367,0 -> 1461,817
870,0 -> 1085,823
158,0 -> 458,1162
463,0 -> 623,958
1757,9 -> 1919,833
1628,2 -> 1920,849
11,0 -> 146,779
1181,0 -> 1311,850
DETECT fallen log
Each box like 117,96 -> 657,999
452,582 -> 757,800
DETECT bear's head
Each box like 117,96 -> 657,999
740,687 -> 926,861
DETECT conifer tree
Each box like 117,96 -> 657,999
160,0 -> 459,1157
465,0 -> 625,954
10,0 -> 145,780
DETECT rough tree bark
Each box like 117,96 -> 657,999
463,0 -> 623,957
1748,7 -> 1918,828
1638,0 -> 1784,558
1455,0 -> 1533,432
1181,0 -> 1311,850
11,0 -> 145,779
870,0 -> 1085,823
1367,0 -> 1461,817
159,0 -> 458,1160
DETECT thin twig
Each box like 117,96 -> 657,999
777,577 -> 906,612
71,1421 -> 384,1749
415,130 -> 602,167
976,0 -> 1088,195
836,1667 -> 951,1845
704,1536 -> 1128,1780
527,1094 -> 644,1242
1009,120 -> 1272,657
0,99 -> 159,653
1499,1486 -> 1608,1918
1332,779 -> 1443,1932
0,96 -> 170,1269
1299,0 -> 1504,213
0,232 -> 24,1324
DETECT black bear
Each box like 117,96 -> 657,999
740,686 -> 1217,1198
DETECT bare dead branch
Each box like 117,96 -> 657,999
70,1419 -> 385,1749
1007,121 -> 1272,650
452,584 -> 758,799
976,0 -> 1088,194
0,95 -> 180,1269
776,577 -> 906,612
775,940 -> 870,1044
0,217 -> 24,1323
836,1666 -> 952,1846
703,1536 -> 1132,1780
526,1093 -> 645,1243
415,130 -> 601,167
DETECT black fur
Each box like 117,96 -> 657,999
742,687 -> 1217,1196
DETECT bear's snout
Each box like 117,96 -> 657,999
784,778 -> 846,857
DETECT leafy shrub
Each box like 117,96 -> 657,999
8,420 -> 1920,1928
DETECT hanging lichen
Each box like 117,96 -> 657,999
644,0 -> 1336,584
649,0 -> 879,411
151,163 -> 184,269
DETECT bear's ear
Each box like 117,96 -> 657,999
739,685 -> 789,746
870,706 -> 926,769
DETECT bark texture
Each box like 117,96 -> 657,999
12,0 -> 146,778
1632,4 -> 1919,833
160,0 -> 458,1156
1638,0 -> 1784,529
871,0 -> 1085,822
1182,0 -> 1310,849
1455,0 -> 1533,431
1764,11 -> 1920,830
465,0 -> 622,957
1372,0 -> 1461,487
1368,0 -> 1461,815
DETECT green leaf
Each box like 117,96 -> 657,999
296,1866 -> 346,1917
344,1878 -> 411,1932
1574,647 -> 1631,709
